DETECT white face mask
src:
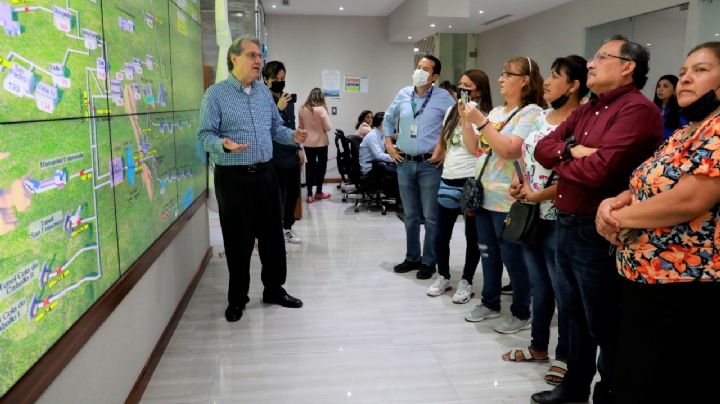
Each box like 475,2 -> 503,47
412,69 -> 430,87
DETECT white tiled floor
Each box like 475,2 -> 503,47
140,194 -> 560,404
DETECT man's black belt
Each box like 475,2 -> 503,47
556,211 -> 595,226
399,153 -> 432,162
223,160 -> 272,173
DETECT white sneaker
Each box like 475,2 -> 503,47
426,275 -> 451,297
464,304 -> 501,322
493,316 -> 532,334
452,279 -> 474,304
284,229 -> 301,244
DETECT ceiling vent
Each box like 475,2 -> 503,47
483,14 -> 512,25
282,0 -> 289,5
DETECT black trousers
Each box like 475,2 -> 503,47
274,165 -> 301,230
214,164 -> 287,306
435,178 -> 479,282
614,279 -> 720,404
304,146 -> 328,195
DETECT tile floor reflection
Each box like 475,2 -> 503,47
141,196 -> 561,404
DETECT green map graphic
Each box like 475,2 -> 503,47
0,0 -> 108,123
102,0 -> 173,115
0,117 -> 120,395
0,0 -> 205,397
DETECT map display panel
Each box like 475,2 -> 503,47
173,109 -> 205,213
102,0 -> 173,115
0,0 -> 109,123
0,117 -> 120,396
109,112 -> 179,271
169,2 -> 202,111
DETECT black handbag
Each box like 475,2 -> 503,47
460,150 -> 490,214
500,172 -> 555,244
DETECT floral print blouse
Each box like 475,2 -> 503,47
617,111 -> 720,283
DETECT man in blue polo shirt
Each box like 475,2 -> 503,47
198,37 -> 307,322
383,55 -> 455,280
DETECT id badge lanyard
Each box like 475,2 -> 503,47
409,87 -> 433,139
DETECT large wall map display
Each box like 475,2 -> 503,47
0,0 -> 203,397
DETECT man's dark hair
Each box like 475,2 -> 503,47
602,35 -> 650,90
262,61 -> 285,80
226,36 -> 261,72
371,112 -> 385,128
421,54 -> 442,76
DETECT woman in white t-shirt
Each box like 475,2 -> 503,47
459,57 -> 545,334
505,55 -> 588,386
426,70 -> 493,303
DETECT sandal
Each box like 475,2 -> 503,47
544,359 -> 567,386
501,347 -> 550,363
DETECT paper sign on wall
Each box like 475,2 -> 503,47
322,70 -> 341,98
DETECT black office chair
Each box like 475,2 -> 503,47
334,129 -> 353,193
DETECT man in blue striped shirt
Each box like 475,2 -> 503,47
198,37 -> 308,322
383,55 -> 455,280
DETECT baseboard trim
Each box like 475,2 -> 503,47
125,246 -> 213,403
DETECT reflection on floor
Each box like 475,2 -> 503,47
141,195 -> 561,404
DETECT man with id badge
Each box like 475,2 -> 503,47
383,55 -> 455,279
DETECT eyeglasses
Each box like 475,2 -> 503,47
589,52 -> 632,64
243,52 -> 262,60
500,71 -> 525,79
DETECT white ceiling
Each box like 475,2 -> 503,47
263,0 -> 406,16
263,0 -> 576,42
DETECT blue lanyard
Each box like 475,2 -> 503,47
411,86 -> 433,119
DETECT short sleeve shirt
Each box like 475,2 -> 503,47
476,104 -> 542,212
522,109 -> 558,220
617,111 -> 720,284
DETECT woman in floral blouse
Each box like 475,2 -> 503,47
596,41 -> 720,404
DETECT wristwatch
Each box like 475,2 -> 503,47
563,135 -> 577,160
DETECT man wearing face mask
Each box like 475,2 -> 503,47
383,54 -> 455,280
263,61 -> 304,244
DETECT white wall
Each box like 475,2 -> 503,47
472,0 -> 692,103
265,15 -> 414,176
37,204 -> 210,404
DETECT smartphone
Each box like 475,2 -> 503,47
289,93 -> 297,103
459,89 -> 470,105
513,160 -> 524,183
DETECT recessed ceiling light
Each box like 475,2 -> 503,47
430,23 -> 435,27
479,10 -> 484,14
414,47 -> 419,52
715,33 -> 720,36
646,43 -> 652,46
408,36 -> 412,40
271,4 -> 277,8
339,6 -> 344,10
231,11 -> 244,17
448,25 -> 452,28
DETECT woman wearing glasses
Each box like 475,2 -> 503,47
596,41 -> 720,404
459,57 -> 545,333
426,69 -> 493,303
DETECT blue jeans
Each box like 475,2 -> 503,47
554,216 -> 620,397
522,219 -> 568,358
396,160 -> 442,266
473,207 -> 530,319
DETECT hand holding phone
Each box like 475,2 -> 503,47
289,93 -> 297,103
459,89 -> 470,105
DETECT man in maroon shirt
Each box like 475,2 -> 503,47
531,36 -> 662,404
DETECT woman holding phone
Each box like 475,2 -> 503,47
458,56 -> 544,333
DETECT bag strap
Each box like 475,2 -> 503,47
477,106 -> 522,181
542,172 -> 556,189
477,150 -> 492,180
